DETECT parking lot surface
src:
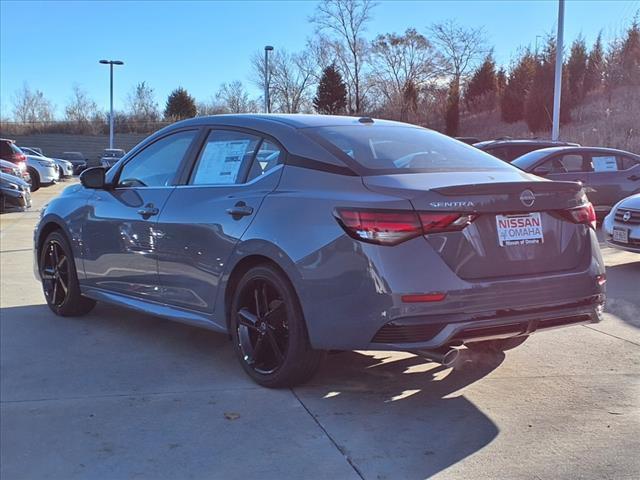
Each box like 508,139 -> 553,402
1,181 -> 639,480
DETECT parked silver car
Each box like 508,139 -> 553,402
34,115 -> 606,387
603,193 -> 640,253
21,147 -> 74,179
25,154 -> 59,191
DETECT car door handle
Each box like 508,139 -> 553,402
628,174 -> 640,181
137,203 -> 160,218
226,202 -> 254,218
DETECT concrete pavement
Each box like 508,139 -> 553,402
1,181 -> 639,479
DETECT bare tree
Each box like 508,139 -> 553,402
64,85 -> 99,123
126,81 -> 160,122
216,81 -> 258,113
310,0 -> 377,114
429,20 -> 487,85
251,49 -> 316,113
196,98 -> 227,116
370,28 -> 442,120
12,83 -> 55,123
429,19 -> 487,135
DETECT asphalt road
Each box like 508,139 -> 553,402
1,181 -> 639,480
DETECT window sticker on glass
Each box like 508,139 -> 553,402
193,139 -> 251,184
592,155 -> 618,172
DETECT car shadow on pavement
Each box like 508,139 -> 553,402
604,260 -> 640,329
295,349 -> 504,479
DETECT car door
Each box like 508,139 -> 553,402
82,129 -> 199,301
155,129 -> 284,316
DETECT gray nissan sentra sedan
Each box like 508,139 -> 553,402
34,115 -> 606,387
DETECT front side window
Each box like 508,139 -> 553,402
541,154 -> 591,173
191,130 -> 260,185
306,126 -> 511,173
118,130 -> 196,188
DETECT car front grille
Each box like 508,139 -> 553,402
614,208 -> 640,225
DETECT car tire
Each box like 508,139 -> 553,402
466,335 -> 529,352
39,231 -> 96,317
229,264 -> 325,388
27,167 -> 40,192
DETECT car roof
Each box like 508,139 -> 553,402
473,138 -> 577,148
522,145 -> 640,157
170,114 -> 414,130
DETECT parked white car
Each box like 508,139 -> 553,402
603,193 -> 640,253
21,147 -> 74,179
25,155 -> 58,191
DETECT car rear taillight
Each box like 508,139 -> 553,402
560,202 -> 597,229
335,209 -> 476,246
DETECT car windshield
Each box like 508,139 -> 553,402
306,125 -> 512,173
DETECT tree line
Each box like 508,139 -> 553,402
4,1 -> 640,137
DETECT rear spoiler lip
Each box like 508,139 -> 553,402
432,181 -> 583,196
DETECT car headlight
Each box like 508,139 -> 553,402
7,183 -> 19,190
38,160 -> 54,167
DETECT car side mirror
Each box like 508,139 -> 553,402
80,167 -> 107,189
533,166 -> 551,176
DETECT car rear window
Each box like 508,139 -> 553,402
305,126 -> 511,174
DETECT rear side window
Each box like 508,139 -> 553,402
306,126 -> 511,173
592,154 -> 618,172
190,130 -> 260,185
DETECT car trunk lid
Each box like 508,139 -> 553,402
363,172 -> 592,280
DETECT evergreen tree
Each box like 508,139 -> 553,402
164,87 -> 197,120
583,33 -> 604,93
500,49 -> 536,123
524,38 -> 571,132
464,54 -> 497,111
621,14 -> 640,85
566,37 -> 588,107
445,80 -> 460,136
313,64 -> 347,114
496,67 -> 507,97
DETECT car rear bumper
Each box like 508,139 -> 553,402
368,295 -> 604,350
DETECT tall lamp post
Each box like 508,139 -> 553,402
264,46 -> 274,113
551,0 -> 564,141
99,59 -> 124,149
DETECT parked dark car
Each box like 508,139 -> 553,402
474,138 -> 580,162
99,148 -> 126,169
1,172 -> 32,212
512,146 -> 640,217
59,151 -> 89,174
34,115 -> 606,387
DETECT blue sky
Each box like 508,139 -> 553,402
1,0 -> 638,118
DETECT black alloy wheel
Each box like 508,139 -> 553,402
41,239 -> 70,308
230,265 -> 324,387
236,278 -> 289,375
40,231 -> 96,316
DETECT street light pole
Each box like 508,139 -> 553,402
99,59 -> 124,149
552,0 -> 564,141
264,46 -> 274,113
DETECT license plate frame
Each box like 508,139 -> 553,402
612,227 -> 629,243
496,212 -> 544,247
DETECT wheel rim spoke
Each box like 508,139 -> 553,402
238,308 -> 260,332
265,329 -> 284,363
58,277 -> 68,295
251,336 -> 265,364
